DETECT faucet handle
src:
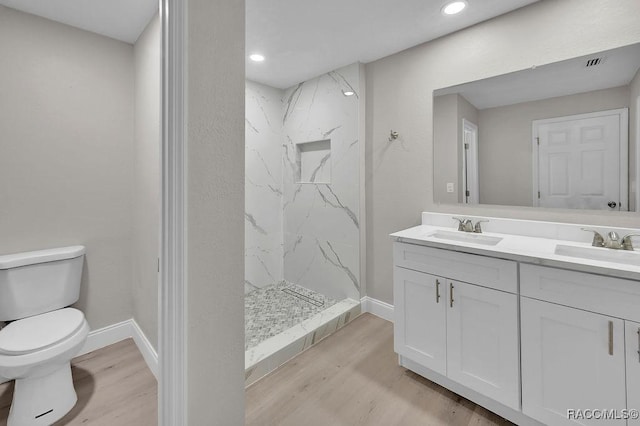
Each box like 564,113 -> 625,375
581,228 -> 605,247
622,234 -> 640,251
473,220 -> 488,233
452,217 -> 466,231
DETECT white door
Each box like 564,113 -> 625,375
462,119 -> 479,204
446,280 -> 519,410
626,321 -> 640,426
534,109 -> 628,210
393,267 -> 447,375
521,297 -> 626,426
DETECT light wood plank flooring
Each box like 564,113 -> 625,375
246,313 -> 514,426
0,339 -> 157,425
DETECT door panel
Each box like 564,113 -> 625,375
535,110 -> 625,210
446,281 -> 519,410
393,267 -> 446,375
521,297 -> 626,425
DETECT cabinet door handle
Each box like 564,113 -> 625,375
637,328 -> 640,363
608,321 -> 614,356
449,283 -> 454,308
435,279 -> 441,303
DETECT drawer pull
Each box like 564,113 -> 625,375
450,283 -> 454,308
435,279 -> 441,304
637,328 -> 640,363
608,321 -> 614,356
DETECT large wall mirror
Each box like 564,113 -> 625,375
433,43 -> 640,212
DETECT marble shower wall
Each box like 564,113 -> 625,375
282,63 -> 361,301
245,80 -> 284,293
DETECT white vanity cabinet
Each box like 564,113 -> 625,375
446,280 -> 519,410
521,297 -> 627,426
626,321 -> 640,426
393,267 -> 446,375
393,242 -> 520,410
520,264 -> 640,426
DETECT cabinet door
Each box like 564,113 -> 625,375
627,321 -> 640,426
446,281 -> 519,410
521,297 -> 626,426
394,267 -> 446,375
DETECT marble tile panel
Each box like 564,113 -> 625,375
245,298 -> 361,387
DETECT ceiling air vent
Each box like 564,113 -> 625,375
585,57 -> 602,67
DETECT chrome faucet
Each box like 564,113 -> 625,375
581,228 -> 639,250
453,217 -> 488,233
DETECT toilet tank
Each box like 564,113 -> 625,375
0,246 -> 86,321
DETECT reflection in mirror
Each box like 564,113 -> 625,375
433,43 -> 640,212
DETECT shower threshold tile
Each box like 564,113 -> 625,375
245,298 -> 361,387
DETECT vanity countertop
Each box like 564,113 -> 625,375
391,224 -> 640,282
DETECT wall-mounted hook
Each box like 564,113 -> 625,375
389,130 -> 399,142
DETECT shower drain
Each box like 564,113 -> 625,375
281,287 -> 325,307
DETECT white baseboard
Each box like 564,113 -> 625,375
80,318 -> 158,379
0,318 -> 158,385
361,296 -> 394,323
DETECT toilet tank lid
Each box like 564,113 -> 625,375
0,246 -> 86,270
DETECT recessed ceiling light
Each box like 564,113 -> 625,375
342,90 -> 355,97
442,1 -> 467,15
249,53 -> 265,62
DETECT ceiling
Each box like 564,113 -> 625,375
435,43 -> 640,109
246,0 -> 539,89
0,0 -> 158,44
1,0 -> 540,87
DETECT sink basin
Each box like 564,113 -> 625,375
426,230 -> 503,246
555,244 -> 640,266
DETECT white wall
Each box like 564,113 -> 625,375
133,13 -> 161,350
186,0 -> 245,422
365,0 -> 640,305
477,86 -> 630,206
282,63 -> 362,301
0,6 -> 134,329
245,80 -> 284,292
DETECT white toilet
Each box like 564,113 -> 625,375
0,246 -> 89,426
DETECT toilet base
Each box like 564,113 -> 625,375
8,362 -> 77,426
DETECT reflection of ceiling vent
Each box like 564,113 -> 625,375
585,58 -> 602,67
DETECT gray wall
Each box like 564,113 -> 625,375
477,86 -> 630,206
630,67 -> 640,211
365,0 -> 640,305
0,6 -> 135,329
133,13 -> 160,350
433,94 -> 459,204
186,0 -> 245,423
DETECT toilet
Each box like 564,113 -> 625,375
0,246 -> 89,426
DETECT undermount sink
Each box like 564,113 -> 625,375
426,230 -> 503,246
555,244 -> 640,266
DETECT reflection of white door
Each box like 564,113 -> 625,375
533,109 -> 628,210
462,119 -> 479,204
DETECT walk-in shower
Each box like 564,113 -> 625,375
244,63 -> 363,385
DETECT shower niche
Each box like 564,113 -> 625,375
296,139 -> 331,184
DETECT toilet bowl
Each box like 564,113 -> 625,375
0,246 -> 88,426
0,309 -> 89,426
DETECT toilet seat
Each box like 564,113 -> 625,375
0,308 -> 85,356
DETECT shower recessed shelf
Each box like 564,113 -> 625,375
296,139 -> 331,184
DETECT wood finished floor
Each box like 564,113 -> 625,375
246,313 -> 514,426
0,339 -> 157,425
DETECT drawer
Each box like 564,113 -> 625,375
520,264 -> 640,322
393,242 -> 517,293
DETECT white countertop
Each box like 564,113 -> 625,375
391,224 -> 640,282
